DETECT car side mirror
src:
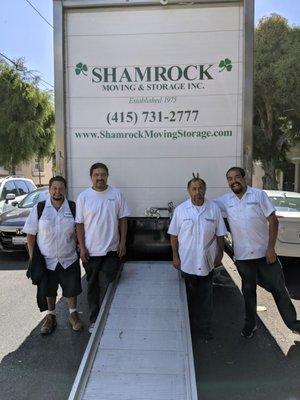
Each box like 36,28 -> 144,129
12,201 -> 19,207
5,193 -> 16,203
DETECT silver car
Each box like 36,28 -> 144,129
0,187 -> 49,252
0,176 -> 37,215
264,190 -> 300,258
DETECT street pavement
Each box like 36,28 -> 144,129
0,252 -> 299,400
193,253 -> 300,400
0,252 -> 90,400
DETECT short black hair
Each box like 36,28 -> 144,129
226,166 -> 245,178
49,175 -> 67,188
187,177 -> 206,189
90,163 -> 109,177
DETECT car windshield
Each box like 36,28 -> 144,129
268,196 -> 300,212
18,190 -> 49,208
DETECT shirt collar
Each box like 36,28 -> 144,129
45,196 -> 68,210
185,198 -> 207,209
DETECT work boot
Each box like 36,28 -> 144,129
69,311 -> 83,331
41,314 -> 57,335
241,325 -> 257,338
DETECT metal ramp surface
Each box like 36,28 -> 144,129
69,261 -> 198,400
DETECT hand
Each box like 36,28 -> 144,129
80,247 -> 89,264
192,172 -> 200,179
214,253 -> 223,267
266,247 -> 277,264
173,255 -> 181,270
117,242 -> 126,258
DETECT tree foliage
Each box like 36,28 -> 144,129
254,14 -> 300,189
0,61 -> 54,174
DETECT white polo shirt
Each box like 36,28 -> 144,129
215,186 -> 275,260
23,198 -> 78,271
75,186 -> 130,256
168,199 -> 227,276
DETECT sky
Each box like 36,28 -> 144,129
1,0 -> 299,91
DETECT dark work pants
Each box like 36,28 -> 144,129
236,257 -> 297,330
83,252 -> 120,323
182,271 -> 213,331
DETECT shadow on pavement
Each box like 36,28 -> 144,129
0,252 -> 28,271
191,268 -> 300,400
0,276 -> 90,400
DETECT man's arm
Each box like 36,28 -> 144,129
76,223 -> 89,263
118,217 -> 127,258
170,235 -> 181,269
214,235 -> 224,267
266,212 -> 278,263
26,234 -> 36,260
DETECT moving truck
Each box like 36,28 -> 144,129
53,0 -> 253,259
53,3 -> 254,398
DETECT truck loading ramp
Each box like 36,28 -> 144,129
69,261 -> 198,400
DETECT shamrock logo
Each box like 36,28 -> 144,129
219,58 -> 232,72
75,62 -> 88,76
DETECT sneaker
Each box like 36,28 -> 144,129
88,323 -> 95,334
41,314 -> 57,335
241,325 -> 257,338
69,311 -> 83,331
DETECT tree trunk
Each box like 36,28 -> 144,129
38,157 -> 42,186
261,160 -> 278,189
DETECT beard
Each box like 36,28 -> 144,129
230,183 -> 244,194
52,195 -> 64,201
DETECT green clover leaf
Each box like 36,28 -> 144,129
75,62 -> 88,76
219,58 -> 232,72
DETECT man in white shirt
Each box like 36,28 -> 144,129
215,166 -> 300,338
24,176 -> 83,335
168,177 -> 227,340
76,163 -> 130,333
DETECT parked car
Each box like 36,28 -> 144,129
264,190 -> 300,258
0,186 -> 49,252
225,190 -> 300,259
0,176 -> 37,215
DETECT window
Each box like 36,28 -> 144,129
33,158 -> 45,173
268,196 -> 300,212
25,181 -> 36,192
15,180 -> 30,196
19,190 -> 48,208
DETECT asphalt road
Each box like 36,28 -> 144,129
0,252 -> 299,400
193,254 -> 300,400
0,252 -> 90,400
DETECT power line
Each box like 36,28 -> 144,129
0,51 -> 54,89
24,0 -> 53,29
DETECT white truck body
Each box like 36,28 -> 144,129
54,0 -> 253,218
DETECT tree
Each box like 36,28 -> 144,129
34,98 -> 55,185
0,61 -> 54,175
254,14 -> 300,189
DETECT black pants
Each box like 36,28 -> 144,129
236,257 -> 297,330
84,252 -> 120,323
45,260 -> 82,298
182,271 -> 213,331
